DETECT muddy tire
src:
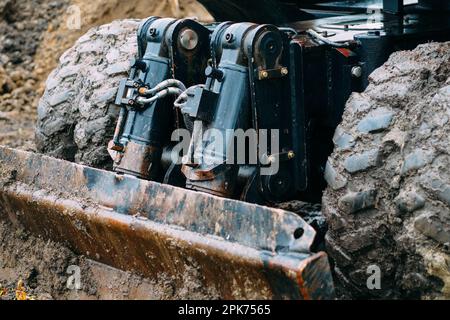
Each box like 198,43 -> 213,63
323,42 -> 450,299
35,20 -> 140,169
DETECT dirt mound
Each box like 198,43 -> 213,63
0,0 -> 68,72
0,0 -> 69,149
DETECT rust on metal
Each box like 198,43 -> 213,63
112,141 -> 161,180
0,146 -> 335,299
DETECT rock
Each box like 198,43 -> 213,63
0,111 -> 13,121
0,66 -> 16,94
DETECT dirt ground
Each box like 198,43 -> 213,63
0,0 -> 212,300
0,221 -> 219,300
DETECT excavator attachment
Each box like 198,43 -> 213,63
0,147 -> 335,299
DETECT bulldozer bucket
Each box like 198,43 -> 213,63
0,146 -> 335,299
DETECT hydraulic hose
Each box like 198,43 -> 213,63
306,29 -> 354,48
173,85 -> 205,110
136,87 -> 184,105
141,79 -> 187,97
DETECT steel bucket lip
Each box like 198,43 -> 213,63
0,146 -> 317,254
0,146 -> 335,299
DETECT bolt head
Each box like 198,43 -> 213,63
260,71 -> 269,79
179,29 -> 199,50
225,33 -> 234,43
281,68 -> 289,76
149,28 -> 157,37
351,66 -> 363,78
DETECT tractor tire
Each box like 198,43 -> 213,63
323,42 -> 450,299
36,20 -> 140,169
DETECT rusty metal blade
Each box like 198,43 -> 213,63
0,146 -> 335,299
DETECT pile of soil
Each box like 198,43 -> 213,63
0,0 -> 69,149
